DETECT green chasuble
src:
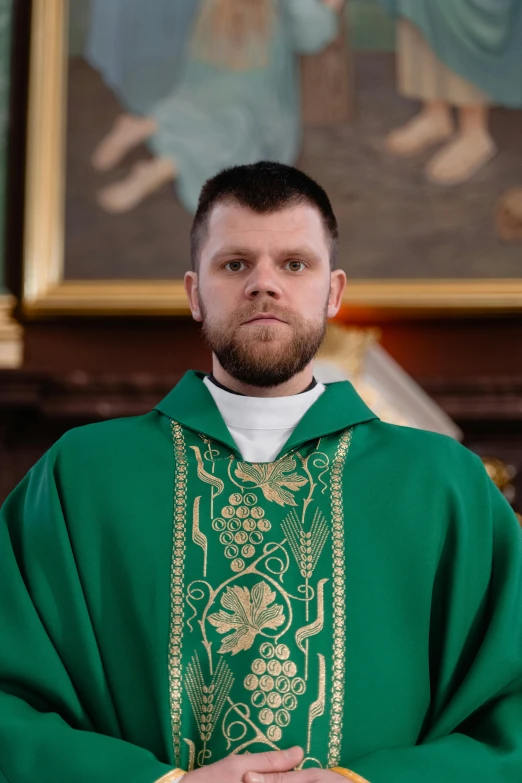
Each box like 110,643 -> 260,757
1,370 -> 522,783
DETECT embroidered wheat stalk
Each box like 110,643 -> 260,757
185,653 -> 234,744
282,507 -> 329,579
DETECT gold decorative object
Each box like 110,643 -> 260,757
319,324 -> 381,377
482,457 -> 516,495
317,324 -> 461,438
481,456 -> 521,524
0,295 -> 23,367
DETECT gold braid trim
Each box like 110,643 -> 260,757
330,767 -> 371,783
154,768 -> 187,783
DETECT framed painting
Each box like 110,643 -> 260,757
22,0 -> 522,318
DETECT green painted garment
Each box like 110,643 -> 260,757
1,370 -> 522,783
377,0 -> 522,107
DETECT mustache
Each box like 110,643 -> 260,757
233,302 -> 298,325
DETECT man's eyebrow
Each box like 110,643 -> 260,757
211,245 -> 319,259
211,247 -> 254,259
278,246 -> 319,258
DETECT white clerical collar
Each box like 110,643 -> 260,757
203,375 -> 326,431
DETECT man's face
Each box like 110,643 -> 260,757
185,201 -> 346,387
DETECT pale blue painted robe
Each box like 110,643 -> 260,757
86,0 -> 201,115
147,0 -> 338,213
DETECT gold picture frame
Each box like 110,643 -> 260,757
22,0 -> 522,318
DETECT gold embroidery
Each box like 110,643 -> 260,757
208,582 -> 285,655
154,767 -> 187,783
295,578 -> 327,681
192,496 -> 208,577
234,457 -> 308,507
312,449 -> 330,496
185,652 -> 234,766
188,543 -> 293,677
283,502 -> 329,680
282,505 -> 329,662
191,445 -> 225,517
282,508 -> 329,580
242,641 -> 305,744
200,434 -> 220,464
330,767 -> 371,783
295,578 -> 327,653
169,425 -> 353,767
183,738 -> 196,772
214,492 -> 269,572
328,428 -> 353,768
307,653 -> 326,752
222,695 -> 281,753
297,757 -> 323,769
169,422 -> 189,768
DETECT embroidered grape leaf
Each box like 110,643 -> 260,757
208,582 -> 285,655
234,456 -> 307,506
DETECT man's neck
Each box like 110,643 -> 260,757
211,362 -> 316,397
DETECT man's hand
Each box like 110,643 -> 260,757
243,766 -> 343,783
182,746 -> 304,783
320,0 -> 346,12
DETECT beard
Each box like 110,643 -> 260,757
200,298 -> 328,388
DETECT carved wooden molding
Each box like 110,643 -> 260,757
420,377 -> 522,422
2,371 -> 522,423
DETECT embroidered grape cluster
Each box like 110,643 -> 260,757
213,493 -> 271,572
243,642 -> 305,741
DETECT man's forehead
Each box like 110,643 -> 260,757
206,201 -> 324,237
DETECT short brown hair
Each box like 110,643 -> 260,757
190,161 -> 339,270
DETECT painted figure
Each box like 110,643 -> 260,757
377,0 -> 522,185
90,0 -> 343,214
86,0 -> 201,115
497,186 -> 522,242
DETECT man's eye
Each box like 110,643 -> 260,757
224,261 -> 246,272
285,260 -> 306,272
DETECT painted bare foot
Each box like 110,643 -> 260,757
426,131 -> 497,185
97,158 -> 176,213
91,114 -> 157,172
385,110 -> 454,157
496,187 -> 522,241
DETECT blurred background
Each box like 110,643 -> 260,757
0,0 -> 521,518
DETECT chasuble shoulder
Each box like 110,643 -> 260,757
1,371 -> 522,783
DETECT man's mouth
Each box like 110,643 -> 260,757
243,314 -> 287,325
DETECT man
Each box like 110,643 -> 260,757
1,162 -> 521,783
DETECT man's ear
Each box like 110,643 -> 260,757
184,271 -> 202,322
327,269 -> 346,319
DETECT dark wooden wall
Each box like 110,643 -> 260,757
1,314 -> 521,511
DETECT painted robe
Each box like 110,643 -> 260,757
378,0 -> 522,107
86,0 -> 201,114
146,0 -> 339,213
1,371 -> 522,783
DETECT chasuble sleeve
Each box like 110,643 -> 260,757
349,452 -> 522,783
0,445 -> 173,783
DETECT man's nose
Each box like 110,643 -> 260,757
244,262 -> 283,299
